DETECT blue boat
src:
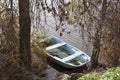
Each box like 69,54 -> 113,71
41,35 -> 91,68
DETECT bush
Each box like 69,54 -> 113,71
77,66 -> 120,80
77,73 -> 99,80
100,66 -> 120,80
31,31 -> 47,76
0,51 -> 33,80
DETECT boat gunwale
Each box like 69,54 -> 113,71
41,35 -> 91,68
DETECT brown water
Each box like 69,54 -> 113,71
47,27 -> 92,56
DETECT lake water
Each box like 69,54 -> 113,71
30,2 -> 92,79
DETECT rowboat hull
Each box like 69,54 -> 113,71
41,35 -> 91,68
47,53 -> 88,68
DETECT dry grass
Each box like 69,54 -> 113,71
31,47 -> 47,76
0,50 -> 33,80
31,31 -> 48,76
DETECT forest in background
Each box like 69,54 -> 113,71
0,0 -> 120,80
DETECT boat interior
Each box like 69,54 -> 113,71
41,36 -> 89,65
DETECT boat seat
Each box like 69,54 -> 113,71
61,52 -> 82,62
46,42 -> 66,51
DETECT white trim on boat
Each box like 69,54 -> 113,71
61,52 -> 82,62
46,42 -> 66,51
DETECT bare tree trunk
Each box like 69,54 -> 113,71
99,0 -> 120,67
19,0 -> 31,70
89,0 -> 108,69
90,30 -> 100,68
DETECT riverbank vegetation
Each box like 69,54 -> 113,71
36,66 -> 120,80
77,66 -> 120,80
